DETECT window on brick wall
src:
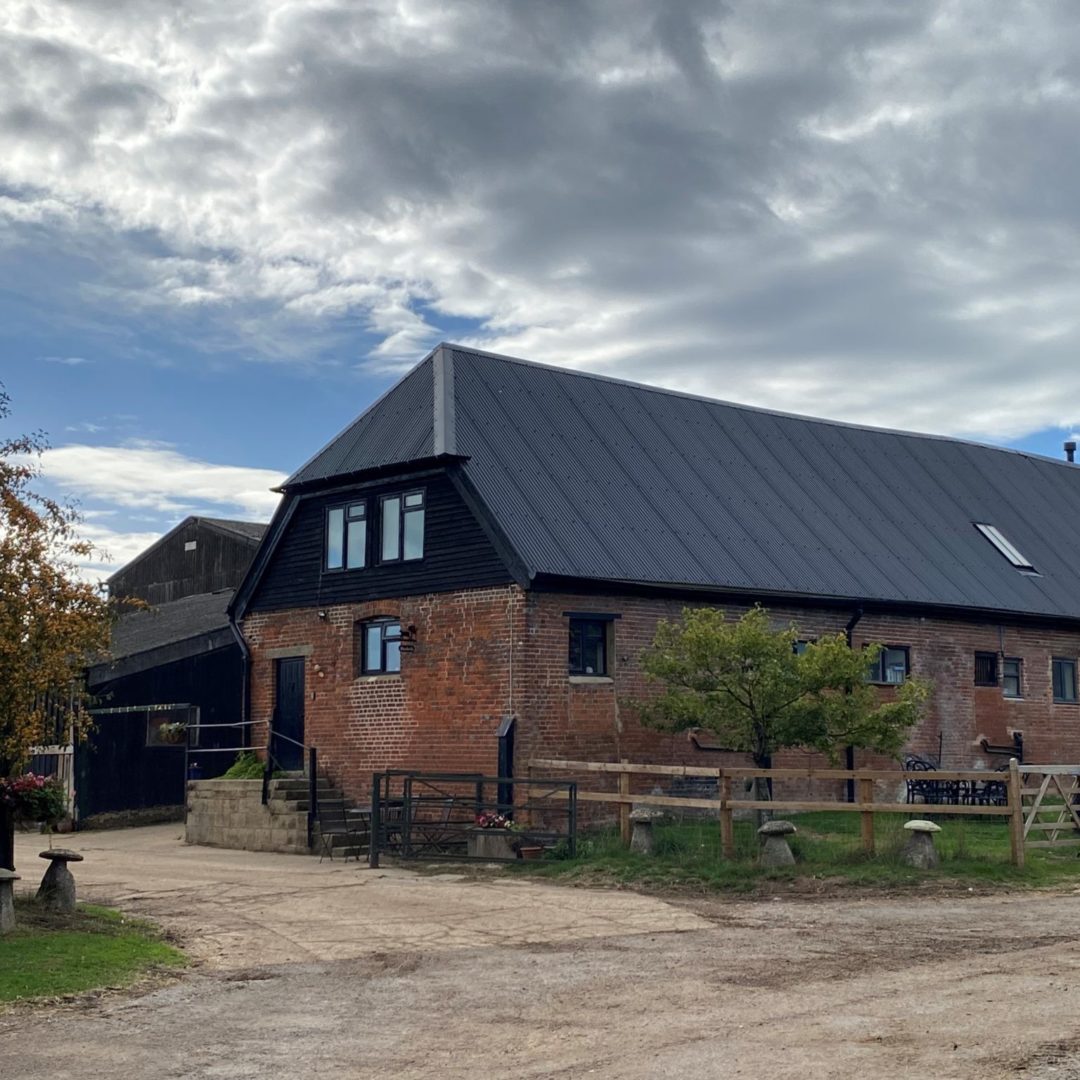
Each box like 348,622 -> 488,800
567,616 -> 612,677
359,617 -> 402,675
1003,658 -> 1022,699
1053,658 -> 1078,703
326,501 -> 367,571
380,490 -> 425,563
974,652 -> 998,686
866,646 -> 909,684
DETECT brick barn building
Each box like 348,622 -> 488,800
230,344 -> 1080,803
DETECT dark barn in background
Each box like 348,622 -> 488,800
67,517 -> 267,826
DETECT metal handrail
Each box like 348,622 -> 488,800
263,716 -> 319,848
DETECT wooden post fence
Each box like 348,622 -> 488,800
526,757 -> 1038,867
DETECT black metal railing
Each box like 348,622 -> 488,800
367,771 -> 576,867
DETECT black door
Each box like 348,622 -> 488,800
273,658 -> 305,771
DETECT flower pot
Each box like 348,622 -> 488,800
467,829 -> 518,860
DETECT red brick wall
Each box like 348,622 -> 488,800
243,584 -> 1080,804
243,585 -> 524,801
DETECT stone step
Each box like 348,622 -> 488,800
270,778 -> 337,795
270,790 -> 344,807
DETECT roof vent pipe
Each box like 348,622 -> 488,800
1065,441 -> 1077,464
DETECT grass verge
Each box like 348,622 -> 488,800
0,900 -> 185,1003
518,812 -> 1080,895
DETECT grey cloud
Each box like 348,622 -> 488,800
2,0 -> 1080,440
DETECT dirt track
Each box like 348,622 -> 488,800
3,825 -> 1080,1078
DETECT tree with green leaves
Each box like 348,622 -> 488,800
0,386 -> 113,869
635,606 -> 930,795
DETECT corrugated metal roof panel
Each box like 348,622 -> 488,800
284,356 -> 435,487
451,347 -> 1080,619
279,342 -> 1080,620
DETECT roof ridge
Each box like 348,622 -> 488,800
442,342 -> 1080,472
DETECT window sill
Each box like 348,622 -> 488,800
568,675 -> 614,685
356,674 -> 403,684
1053,699 -> 1079,706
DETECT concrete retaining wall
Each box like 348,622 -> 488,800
185,780 -> 310,855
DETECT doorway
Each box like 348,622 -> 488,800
273,657 -> 305,771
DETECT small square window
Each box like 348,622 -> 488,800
1053,658 -> 1078,704
569,619 -> 609,676
866,646 -> 909,684
974,652 -> 998,686
359,618 -> 402,675
1003,658 -> 1022,699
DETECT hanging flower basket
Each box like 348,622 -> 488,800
156,721 -> 188,746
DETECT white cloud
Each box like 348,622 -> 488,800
3,2 -> 1080,440
41,442 -> 285,520
44,356 -> 91,366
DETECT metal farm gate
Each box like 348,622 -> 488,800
367,771 -> 577,867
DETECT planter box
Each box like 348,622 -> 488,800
467,829 -> 518,860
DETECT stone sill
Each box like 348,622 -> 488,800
568,675 -> 614,686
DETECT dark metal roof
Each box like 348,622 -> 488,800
280,344 -> 1080,621
107,590 -> 234,660
284,357 -> 435,487
200,519 -> 268,542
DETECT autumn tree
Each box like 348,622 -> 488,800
635,606 -> 930,805
0,385 -> 112,869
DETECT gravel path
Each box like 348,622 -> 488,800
2,825 -> 1079,1078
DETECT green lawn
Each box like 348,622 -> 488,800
0,902 -> 185,1003
520,812 -> 1080,893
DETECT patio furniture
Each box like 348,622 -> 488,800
904,756 -> 957,805
316,801 -> 366,863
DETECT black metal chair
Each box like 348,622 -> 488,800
904,756 -> 943,804
317,800 -> 366,863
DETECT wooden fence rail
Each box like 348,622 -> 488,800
527,757 -> 1035,868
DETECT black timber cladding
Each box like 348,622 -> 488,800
246,470 -> 512,612
108,517 -> 266,604
262,344 -> 1080,622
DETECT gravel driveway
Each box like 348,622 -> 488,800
3,824 -> 1080,1078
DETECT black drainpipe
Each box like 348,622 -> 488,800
228,611 -> 252,748
844,606 -> 865,804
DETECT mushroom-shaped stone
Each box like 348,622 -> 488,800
37,849 -> 83,914
629,807 -> 664,856
757,819 -> 797,867
0,869 -> 20,935
902,819 -> 941,869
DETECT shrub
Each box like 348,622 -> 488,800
222,752 -> 266,780
0,773 -> 68,824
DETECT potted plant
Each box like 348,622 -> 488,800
156,721 -> 187,746
467,810 -> 522,860
0,773 -> 68,831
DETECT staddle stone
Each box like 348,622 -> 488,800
629,808 -> 663,856
39,848 -> 84,863
0,869 -> 19,935
37,849 -> 81,914
757,820 -> 797,867
902,819 -> 941,834
902,819 -> 941,869
758,820 -> 797,837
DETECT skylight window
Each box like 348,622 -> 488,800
974,523 -> 1037,573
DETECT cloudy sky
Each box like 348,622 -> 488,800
2,0 -> 1079,579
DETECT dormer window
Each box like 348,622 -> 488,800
381,490 -> 425,562
974,523 -> 1037,574
326,502 -> 367,570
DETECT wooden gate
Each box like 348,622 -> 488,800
1020,766 -> 1080,852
